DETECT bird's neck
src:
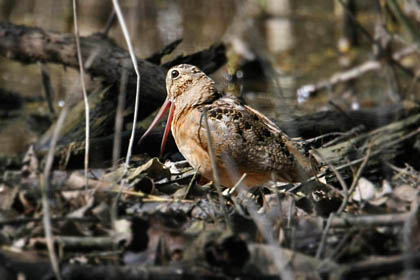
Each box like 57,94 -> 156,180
173,83 -> 222,119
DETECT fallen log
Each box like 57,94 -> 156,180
0,22 -> 225,121
0,22 -> 226,158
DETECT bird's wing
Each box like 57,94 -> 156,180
195,96 -> 313,182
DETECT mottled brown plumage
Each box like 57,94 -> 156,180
141,64 -> 318,187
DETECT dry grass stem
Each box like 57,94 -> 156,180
103,10 -> 116,36
112,68 -> 128,169
73,0 -> 90,190
41,102 -> 69,280
202,108 -> 231,230
347,144 -> 372,197
112,0 -> 141,171
38,62 -> 55,115
313,149 -> 349,215
110,0 -> 141,240
316,212 -> 335,259
183,168 -> 199,199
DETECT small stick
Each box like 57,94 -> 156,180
41,102 -> 69,280
347,144 -> 372,198
112,0 -> 141,171
112,68 -> 128,169
38,62 -> 55,115
73,0 -> 90,190
229,172 -> 247,194
329,212 -> 410,228
110,0 -> 141,236
103,10 -> 116,36
312,149 -> 349,215
315,212 -> 335,259
202,108 -> 231,231
0,216 -> 97,227
183,168 -> 199,200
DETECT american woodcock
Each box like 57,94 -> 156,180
140,64 -> 318,187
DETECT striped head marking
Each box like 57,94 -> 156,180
166,64 -> 215,105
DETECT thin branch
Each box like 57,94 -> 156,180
111,0 -> 141,241
183,168 -> 199,200
316,212 -> 335,259
297,45 -> 417,97
73,0 -> 90,189
41,103 -> 69,280
112,0 -> 141,170
38,62 -> 55,115
402,189 -> 420,273
103,10 -> 116,36
347,144 -> 372,198
112,68 -> 128,169
297,60 -> 381,96
326,143 -> 371,216
312,149 -> 349,215
338,0 -> 375,43
202,107 -> 231,231
329,212 -> 410,228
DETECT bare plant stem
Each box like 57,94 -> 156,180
312,149 -> 349,215
113,68 -> 128,169
110,0 -> 141,241
73,0 -> 90,190
316,212 -> 335,259
41,103 -> 69,280
38,62 -> 55,115
112,0 -> 141,171
202,108 -> 231,231
347,144 -> 372,197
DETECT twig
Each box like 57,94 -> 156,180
110,0 -> 141,237
387,0 -> 420,46
297,44 -> 418,97
183,168 -> 199,200
316,213 -> 335,259
112,68 -> 128,169
241,191 -> 295,280
55,236 -> 117,251
119,190 -> 193,203
328,212 -> 410,228
337,144 -> 371,215
297,60 -> 381,96
202,108 -> 231,231
402,189 -> 420,273
225,173 -> 248,216
322,125 -> 365,148
329,231 -> 353,260
112,0 -> 141,171
339,0 -> 414,82
387,162 -> 420,183
0,216 -> 97,227
38,62 -> 55,115
312,149 -> 349,215
347,144 -> 372,198
341,252 -> 420,279
103,10 -> 116,36
228,172 -> 247,194
73,0 -> 90,190
337,0 -> 375,43
40,102 -> 69,280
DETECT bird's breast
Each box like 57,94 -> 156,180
171,108 -> 213,179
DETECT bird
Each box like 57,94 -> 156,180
139,64 -> 318,188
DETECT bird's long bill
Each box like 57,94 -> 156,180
138,97 -> 175,157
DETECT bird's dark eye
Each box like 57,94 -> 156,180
171,69 -> 179,79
